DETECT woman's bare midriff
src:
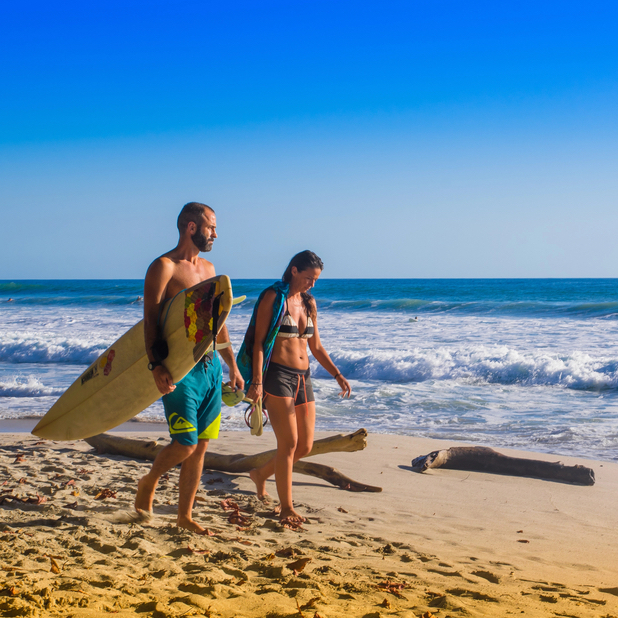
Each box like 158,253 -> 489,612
269,338 -> 309,371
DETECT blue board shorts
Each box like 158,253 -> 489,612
162,354 -> 222,445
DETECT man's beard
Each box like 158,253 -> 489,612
191,229 -> 213,252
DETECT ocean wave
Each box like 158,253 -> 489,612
4,295 -> 617,317
317,298 -> 618,318
0,282 -> 47,293
3,278 -> 618,319
0,280 -> 144,305
312,347 -> 618,390
1,296 -> 144,306
0,333 -> 107,364
0,376 -> 64,398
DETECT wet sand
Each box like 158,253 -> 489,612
1,428 -> 617,617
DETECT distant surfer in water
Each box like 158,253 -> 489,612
135,202 -> 244,533
237,250 -> 351,525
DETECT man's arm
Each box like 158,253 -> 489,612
204,259 -> 243,390
216,325 -> 245,391
144,258 -> 176,395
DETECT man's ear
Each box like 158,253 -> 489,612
187,221 -> 196,234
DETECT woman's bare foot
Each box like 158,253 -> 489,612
134,474 -> 158,514
279,506 -> 305,522
113,509 -> 152,524
249,468 -> 269,500
177,516 -> 210,535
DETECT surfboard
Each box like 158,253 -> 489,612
32,275 -> 234,441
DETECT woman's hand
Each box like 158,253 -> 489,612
246,382 -> 263,404
335,373 -> 351,398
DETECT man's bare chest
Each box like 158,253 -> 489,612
166,265 -> 213,300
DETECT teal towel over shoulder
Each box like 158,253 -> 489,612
236,281 -> 289,387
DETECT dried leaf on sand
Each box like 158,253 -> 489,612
287,557 -> 312,574
94,488 -> 117,500
187,545 -> 210,555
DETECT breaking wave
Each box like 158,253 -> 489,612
0,333 -> 108,364
0,376 -> 65,398
312,347 -> 618,390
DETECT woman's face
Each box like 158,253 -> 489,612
291,266 -> 322,292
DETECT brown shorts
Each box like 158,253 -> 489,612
264,361 -> 315,407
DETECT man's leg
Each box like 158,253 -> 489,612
135,441 -> 197,513
176,438 -> 209,532
136,364 -> 203,515
175,354 -> 222,532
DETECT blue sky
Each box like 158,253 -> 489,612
1,1 -> 617,278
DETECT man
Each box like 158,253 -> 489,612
135,202 -> 244,533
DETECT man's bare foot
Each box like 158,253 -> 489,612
279,506 -> 305,522
177,517 -> 209,535
134,474 -> 158,513
249,468 -> 269,500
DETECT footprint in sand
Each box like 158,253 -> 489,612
471,570 -> 500,584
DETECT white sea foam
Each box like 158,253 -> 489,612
0,376 -> 65,398
311,347 -> 618,389
4,284 -> 618,461
0,332 -> 109,364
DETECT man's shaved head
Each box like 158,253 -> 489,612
177,202 -> 215,233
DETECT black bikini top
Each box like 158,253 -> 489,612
277,308 -> 314,340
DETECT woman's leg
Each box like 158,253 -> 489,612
294,401 -> 316,460
264,395 -> 304,519
251,400 -> 316,519
249,396 -> 281,499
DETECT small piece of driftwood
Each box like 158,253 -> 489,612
411,446 -> 595,486
85,429 -> 382,492
294,460 -> 382,492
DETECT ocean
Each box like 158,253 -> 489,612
1,279 -> 617,461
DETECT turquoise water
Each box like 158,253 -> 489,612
1,279 -> 618,460
3,278 -> 618,316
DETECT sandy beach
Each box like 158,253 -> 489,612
1,426 -> 617,618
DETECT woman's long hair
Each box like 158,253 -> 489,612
282,250 -> 324,321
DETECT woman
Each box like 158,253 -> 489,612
237,250 -> 351,523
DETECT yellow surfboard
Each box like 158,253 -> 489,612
32,275 -> 233,441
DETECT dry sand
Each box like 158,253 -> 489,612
1,426 -> 617,618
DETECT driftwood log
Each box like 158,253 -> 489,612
412,446 -> 595,486
85,429 -> 382,492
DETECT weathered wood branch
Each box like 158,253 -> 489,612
294,460 -> 382,492
412,446 -> 595,486
85,433 -> 162,460
85,429 -> 381,492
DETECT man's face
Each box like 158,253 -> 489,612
191,212 -> 217,252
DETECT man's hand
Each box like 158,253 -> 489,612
226,365 -> 245,392
152,365 -> 176,395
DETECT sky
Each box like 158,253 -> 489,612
1,0 -> 618,279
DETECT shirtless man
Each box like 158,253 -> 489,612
134,202 -> 244,533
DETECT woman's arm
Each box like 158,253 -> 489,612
307,302 -> 351,398
246,289 -> 276,403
